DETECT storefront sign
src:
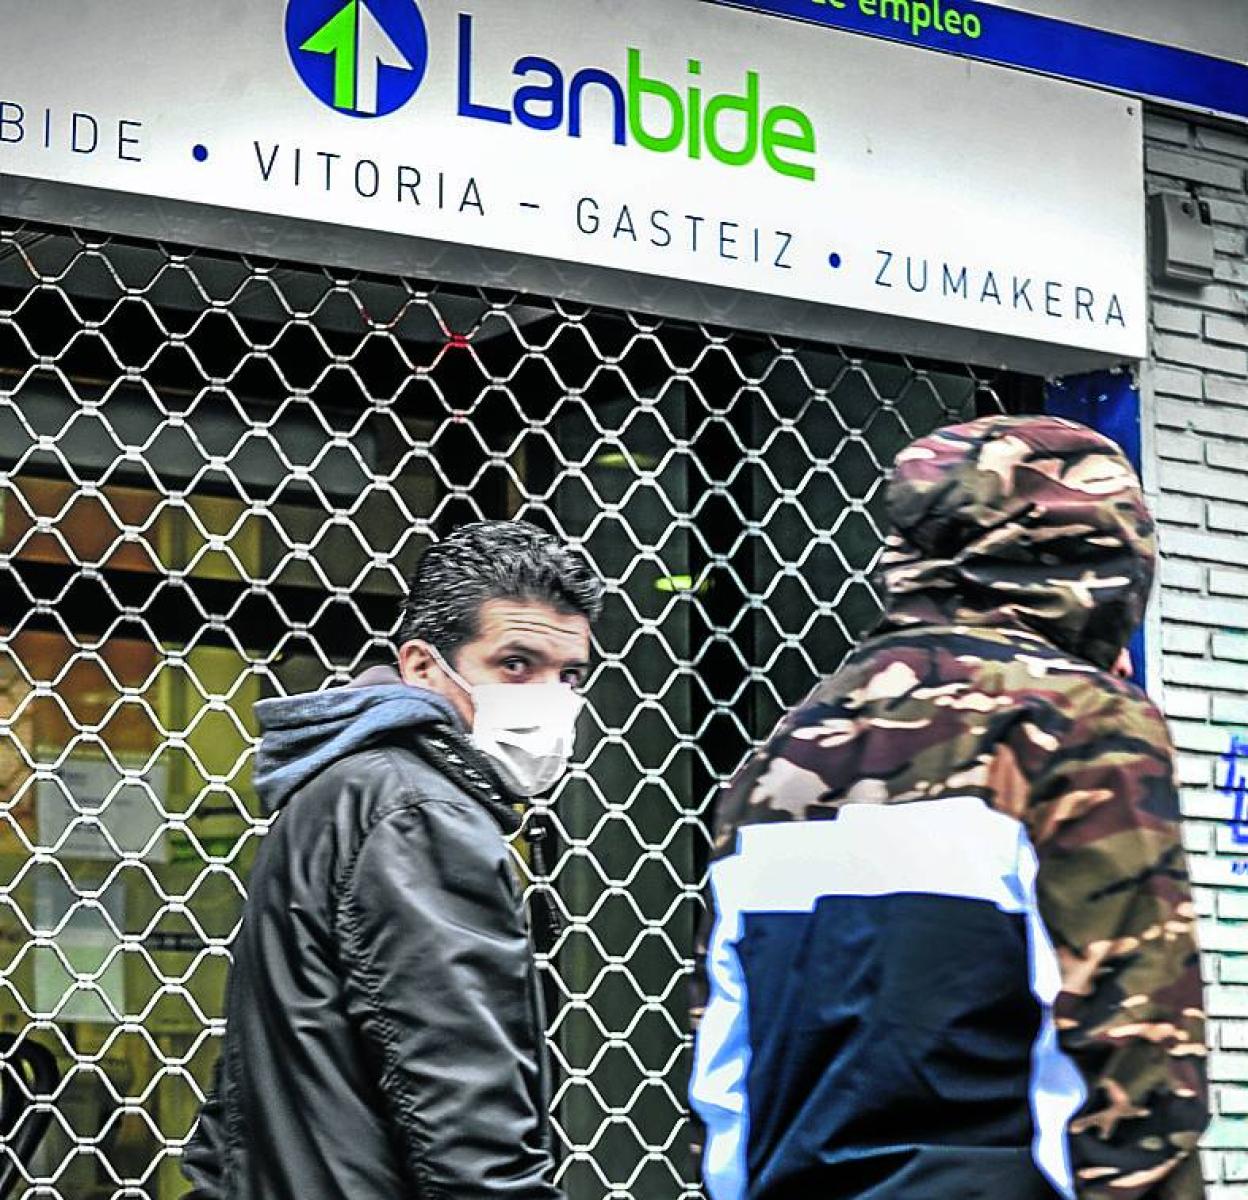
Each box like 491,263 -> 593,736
0,0 -> 1146,358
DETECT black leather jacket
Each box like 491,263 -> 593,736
182,702 -> 561,1199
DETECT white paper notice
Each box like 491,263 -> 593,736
36,757 -> 170,863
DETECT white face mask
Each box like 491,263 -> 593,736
427,646 -> 585,797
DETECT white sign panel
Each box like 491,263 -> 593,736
0,0 -> 1145,357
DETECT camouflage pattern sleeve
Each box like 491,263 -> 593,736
1027,686 -> 1208,1199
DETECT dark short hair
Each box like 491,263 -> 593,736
397,521 -> 604,659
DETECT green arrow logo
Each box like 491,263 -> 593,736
301,1 -> 359,111
301,0 -> 413,114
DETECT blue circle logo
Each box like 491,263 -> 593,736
285,0 -> 429,119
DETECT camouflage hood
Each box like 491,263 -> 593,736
876,414 -> 1156,671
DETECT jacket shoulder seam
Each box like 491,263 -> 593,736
329,786 -> 481,922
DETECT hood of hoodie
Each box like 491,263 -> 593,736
875,414 -> 1156,670
252,665 -> 461,816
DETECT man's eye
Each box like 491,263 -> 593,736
561,670 -> 585,688
502,657 -> 529,674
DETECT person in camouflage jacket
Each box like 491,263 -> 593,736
690,414 -> 1208,1200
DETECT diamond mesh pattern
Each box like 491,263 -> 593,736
0,218 -> 1039,1199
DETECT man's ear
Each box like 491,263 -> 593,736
400,640 -> 474,727
398,640 -> 439,688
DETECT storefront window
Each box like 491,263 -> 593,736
0,220 -> 1038,1198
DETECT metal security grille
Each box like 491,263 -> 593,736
0,217 -> 1039,1200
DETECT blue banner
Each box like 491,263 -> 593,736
708,0 -> 1248,123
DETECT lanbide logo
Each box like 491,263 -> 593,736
456,15 -> 818,181
286,0 -> 429,117
282,3 -> 817,180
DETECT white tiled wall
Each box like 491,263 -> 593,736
1145,107 -> 1248,1196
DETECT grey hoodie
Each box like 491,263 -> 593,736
251,665 -> 461,816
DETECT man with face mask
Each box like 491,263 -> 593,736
183,520 -> 601,1200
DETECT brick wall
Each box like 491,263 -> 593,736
1144,108 -> 1248,1196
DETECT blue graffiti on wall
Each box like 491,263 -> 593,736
1220,734 -> 1248,848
